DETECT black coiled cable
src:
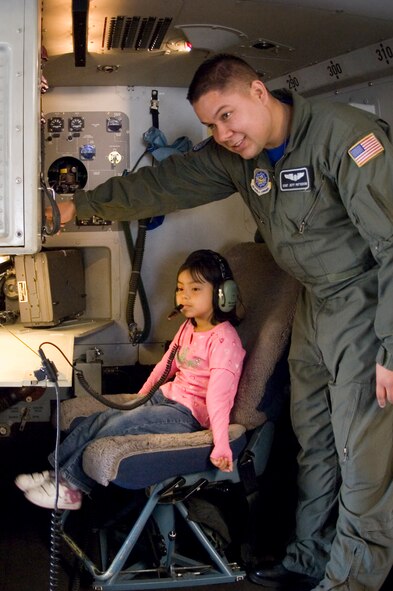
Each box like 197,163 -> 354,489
75,341 -> 180,411
37,320 -> 185,590
49,509 -> 63,591
74,320 -> 189,410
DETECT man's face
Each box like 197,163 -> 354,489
193,80 -> 273,160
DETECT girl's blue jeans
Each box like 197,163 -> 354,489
48,390 -> 202,493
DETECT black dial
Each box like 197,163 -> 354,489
106,117 -> 122,132
80,144 -> 96,160
48,116 -> 64,133
69,116 -> 84,132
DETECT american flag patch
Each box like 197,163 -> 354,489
348,133 -> 384,167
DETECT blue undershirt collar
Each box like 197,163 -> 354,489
265,139 -> 289,165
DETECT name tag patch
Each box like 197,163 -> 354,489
280,167 -> 312,191
251,169 -> 271,196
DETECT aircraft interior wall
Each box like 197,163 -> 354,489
41,71 -> 393,371
42,85 -> 257,368
1,3 -> 393,589
1,19 -> 393,425
315,73 -> 393,128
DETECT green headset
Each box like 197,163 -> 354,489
171,249 -> 238,320
208,250 -> 238,313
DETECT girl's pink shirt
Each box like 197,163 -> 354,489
139,320 -> 245,460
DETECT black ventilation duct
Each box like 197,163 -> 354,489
72,0 -> 89,67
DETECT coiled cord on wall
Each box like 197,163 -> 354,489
74,319 -> 188,410
75,341 -> 179,411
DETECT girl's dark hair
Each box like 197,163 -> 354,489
187,53 -> 259,104
177,249 -> 240,326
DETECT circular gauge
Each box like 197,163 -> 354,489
47,157 -> 88,194
106,117 -> 122,132
69,116 -> 85,132
80,144 -> 96,160
48,116 -> 64,133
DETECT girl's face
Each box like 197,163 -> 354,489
176,269 -> 214,328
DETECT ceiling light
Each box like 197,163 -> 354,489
97,64 -> 120,73
165,39 -> 193,54
175,24 -> 247,51
250,38 -> 294,54
253,41 -> 276,51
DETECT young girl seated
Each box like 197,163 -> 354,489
15,249 -> 245,510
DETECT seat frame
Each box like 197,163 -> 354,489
60,421 -> 274,590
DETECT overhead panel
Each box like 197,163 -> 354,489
85,0 -> 183,56
104,15 -> 173,51
42,0 -> 393,87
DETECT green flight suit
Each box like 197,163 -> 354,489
74,90 -> 393,590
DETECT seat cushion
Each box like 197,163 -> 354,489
82,424 -> 247,489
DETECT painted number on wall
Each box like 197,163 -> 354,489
286,74 -> 300,92
376,43 -> 393,65
327,60 -> 343,79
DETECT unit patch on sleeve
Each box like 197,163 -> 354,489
348,133 -> 384,167
251,169 -> 271,196
279,167 -> 313,191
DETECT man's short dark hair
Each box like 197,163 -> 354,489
187,54 -> 259,104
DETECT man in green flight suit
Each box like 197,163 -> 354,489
54,54 -> 393,591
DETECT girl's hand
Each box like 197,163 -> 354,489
210,455 -> 233,473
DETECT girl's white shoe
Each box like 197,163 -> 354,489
24,480 -> 82,510
15,470 -> 53,492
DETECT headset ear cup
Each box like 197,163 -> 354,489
217,279 -> 238,312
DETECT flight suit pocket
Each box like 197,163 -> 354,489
331,513 -> 393,586
279,174 -> 325,231
329,382 -> 360,467
280,179 -> 336,279
351,188 -> 393,241
281,175 -> 372,283
358,512 -> 393,574
330,380 -> 390,488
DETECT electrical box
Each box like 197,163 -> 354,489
0,0 -> 41,254
44,111 -> 130,192
14,249 -> 86,327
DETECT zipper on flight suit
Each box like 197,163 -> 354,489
298,196 -> 320,234
298,175 -> 325,234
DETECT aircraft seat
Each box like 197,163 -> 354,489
59,242 -> 300,590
